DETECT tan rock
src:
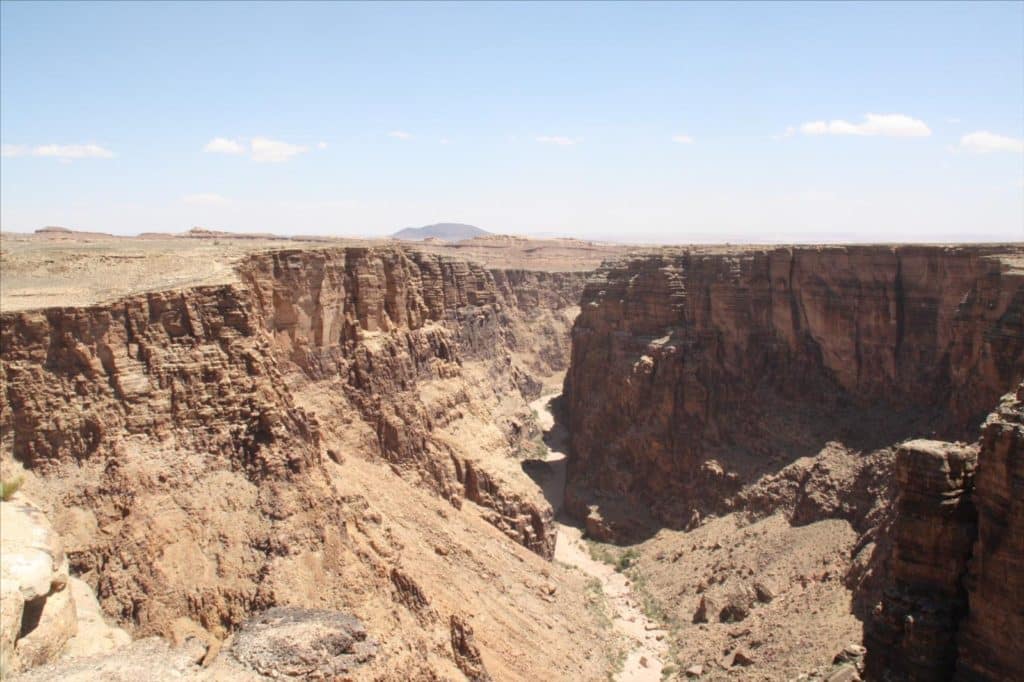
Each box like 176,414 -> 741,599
0,497 -> 76,673
60,577 -> 131,660
1,589 -> 25,674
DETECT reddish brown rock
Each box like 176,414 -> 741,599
450,614 -> 492,682
864,440 -> 978,681
564,246 -> 1024,526
956,384 -> 1024,681
0,246 -> 581,648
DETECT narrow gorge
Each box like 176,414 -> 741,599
1,242 -> 1022,681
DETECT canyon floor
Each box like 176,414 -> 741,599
528,393 -> 669,681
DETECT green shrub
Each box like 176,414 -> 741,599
1,475 -> 24,501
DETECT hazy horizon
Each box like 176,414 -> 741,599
2,1 -> 1022,243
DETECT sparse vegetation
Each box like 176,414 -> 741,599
1,475 -> 23,501
584,577 -> 614,630
625,565 -> 670,624
583,539 -> 640,572
513,439 -> 550,461
616,548 -> 640,572
584,538 -> 620,565
606,644 -> 628,682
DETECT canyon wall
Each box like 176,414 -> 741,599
865,384 -> 1023,681
863,440 -> 978,680
0,247 -> 589,676
955,383 -> 1023,681
564,245 -> 1024,525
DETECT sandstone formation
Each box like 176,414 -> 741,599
956,384 -> 1024,681
565,245 -> 1024,526
0,245 -> 609,680
864,440 -> 978,680
864,385 -> 1024,681
4,240 -> 1022,680
1,496 -> 76,675
561,245 -> 1023,679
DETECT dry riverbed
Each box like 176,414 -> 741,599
529,394 -> 669,682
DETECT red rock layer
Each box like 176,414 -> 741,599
564,246 -> 1024,524
955,384 -> 1024,681
0,285 -> 320,477
863,440 -> 978,681
0,247 -> 584,636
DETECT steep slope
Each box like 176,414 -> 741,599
864,384 -> 1024,681
565,245 -> 1024,527
955,384 -> 1024,681
0,246 -> 605,680
560,244 -> 1024,678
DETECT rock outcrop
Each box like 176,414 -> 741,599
955,384 -> 1024,681
863,385 -> 1024,681
228,607 -> 377,678
863,440 -> 978,681
564,246 -> 1024,525
1,496 -> 76,675
0,246 -> 587,675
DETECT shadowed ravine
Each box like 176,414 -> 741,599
528,393 -> 669,682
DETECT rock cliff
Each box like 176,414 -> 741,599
0,246 -> 602,680
863,440 -> 978,681
955,384 -> 1024,681
864,385 -> 1024,681
563,244 -> 1024,680
564,245 -> 1024,525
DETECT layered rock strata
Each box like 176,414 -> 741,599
863,440 -> 978,681
0,246 -> 584,644
955,384 -> 1024,681
565,246 -> 1024,524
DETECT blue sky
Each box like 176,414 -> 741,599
2,1 -> 1022,242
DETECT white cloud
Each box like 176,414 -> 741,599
317,141 -> 328,150
797,113 -> 931,137
2,143 -> 114,160
439,137 -> 451,145
671,134 -> 694,144
182,193 -> 231,206
388,131 -> 412,140
536,136 -> 579,146
959,131 -> 1024,154
204,137 -> 246,154
250,137 -> 309,163
204,136 -> 309,162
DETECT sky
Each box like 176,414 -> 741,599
1,1 -> 1022,243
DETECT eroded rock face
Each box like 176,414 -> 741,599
956,384 -> 1024,681
0,496 -> 76,675
0,285 -> 320,476
564,246 -> 1024,525
0,246 -> 583,648
450,614 -> 492,682
863,440 -> 978,681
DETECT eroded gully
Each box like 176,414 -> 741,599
528,394 -> 669,682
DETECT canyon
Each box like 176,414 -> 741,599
1,235 -> 1022,680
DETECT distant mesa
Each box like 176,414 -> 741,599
34,225 -> 113,238
182,226 -> 286,240
392,223 -> 491,241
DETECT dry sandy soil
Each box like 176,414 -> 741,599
0,229 -> 632,311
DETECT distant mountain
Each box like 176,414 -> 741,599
392,223 -> 491,241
